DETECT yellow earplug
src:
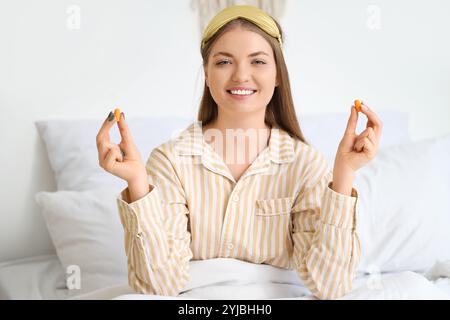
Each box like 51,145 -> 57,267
354,99 -> 362,112
114,108 -> 121,122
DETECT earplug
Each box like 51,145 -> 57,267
114,108 -> 121,122
354,99 -> 362,112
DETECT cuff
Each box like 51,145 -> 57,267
320,181 -> 358,229
116,184 -> 163,235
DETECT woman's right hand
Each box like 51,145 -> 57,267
96,111 -> 147,184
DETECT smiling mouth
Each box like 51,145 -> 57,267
226,89 -> 257,96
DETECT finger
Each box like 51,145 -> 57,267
345,105 -> 359,136
356,127 -> 376,144
353,139 -> 363,152
97,141 -> 115,163
355,138 -> 369,152
354,137 -> 370,153
366,127 -> 378,147
102,147 -> 123,174
117,112 -> 133,146
362,139 -> 375,156
105,144 -> 124,162
360,102 -> 383,139
97,141 -> 112,163
96,111 -> 116,146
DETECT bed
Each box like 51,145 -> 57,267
1,254 -> 450,300
1,111 -> 449,300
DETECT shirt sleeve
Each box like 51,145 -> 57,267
116,147 -> 193,296
291,153 -> 361,300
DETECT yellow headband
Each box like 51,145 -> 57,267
201,5 -> 283,50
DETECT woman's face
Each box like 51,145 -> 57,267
204,26 -> 279,117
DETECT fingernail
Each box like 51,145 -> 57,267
121,112 -> 125,120
107,111 -> 114,121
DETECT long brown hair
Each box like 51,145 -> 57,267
198,17 -> 308,144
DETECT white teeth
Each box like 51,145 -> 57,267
230,90 -> 255,95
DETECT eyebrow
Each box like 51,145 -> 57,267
212,51 -> 269,58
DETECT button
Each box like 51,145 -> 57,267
232,195 -> 239,202
227,243 -> 234,250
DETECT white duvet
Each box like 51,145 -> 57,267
68,258 -> 450,300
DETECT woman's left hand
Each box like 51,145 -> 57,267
335,102 -> 383,173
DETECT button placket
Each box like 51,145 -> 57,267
231,180 -> 242,203
219,181 -> 243,257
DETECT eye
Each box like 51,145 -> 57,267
216,60 -> 231,65
253,60 -> 267,65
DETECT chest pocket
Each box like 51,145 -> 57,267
253,197 -> 294,258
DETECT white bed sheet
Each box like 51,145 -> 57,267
0,254 -> 69,300
1,255 -> 450,300
71,259 -> 450,300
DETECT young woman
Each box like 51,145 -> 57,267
96,5 -> 382,299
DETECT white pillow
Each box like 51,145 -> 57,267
35,188 -> 128,295
355,133 -> 450,274
35,111 -> 410,191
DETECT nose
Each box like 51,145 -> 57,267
231,62 -> 250,83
